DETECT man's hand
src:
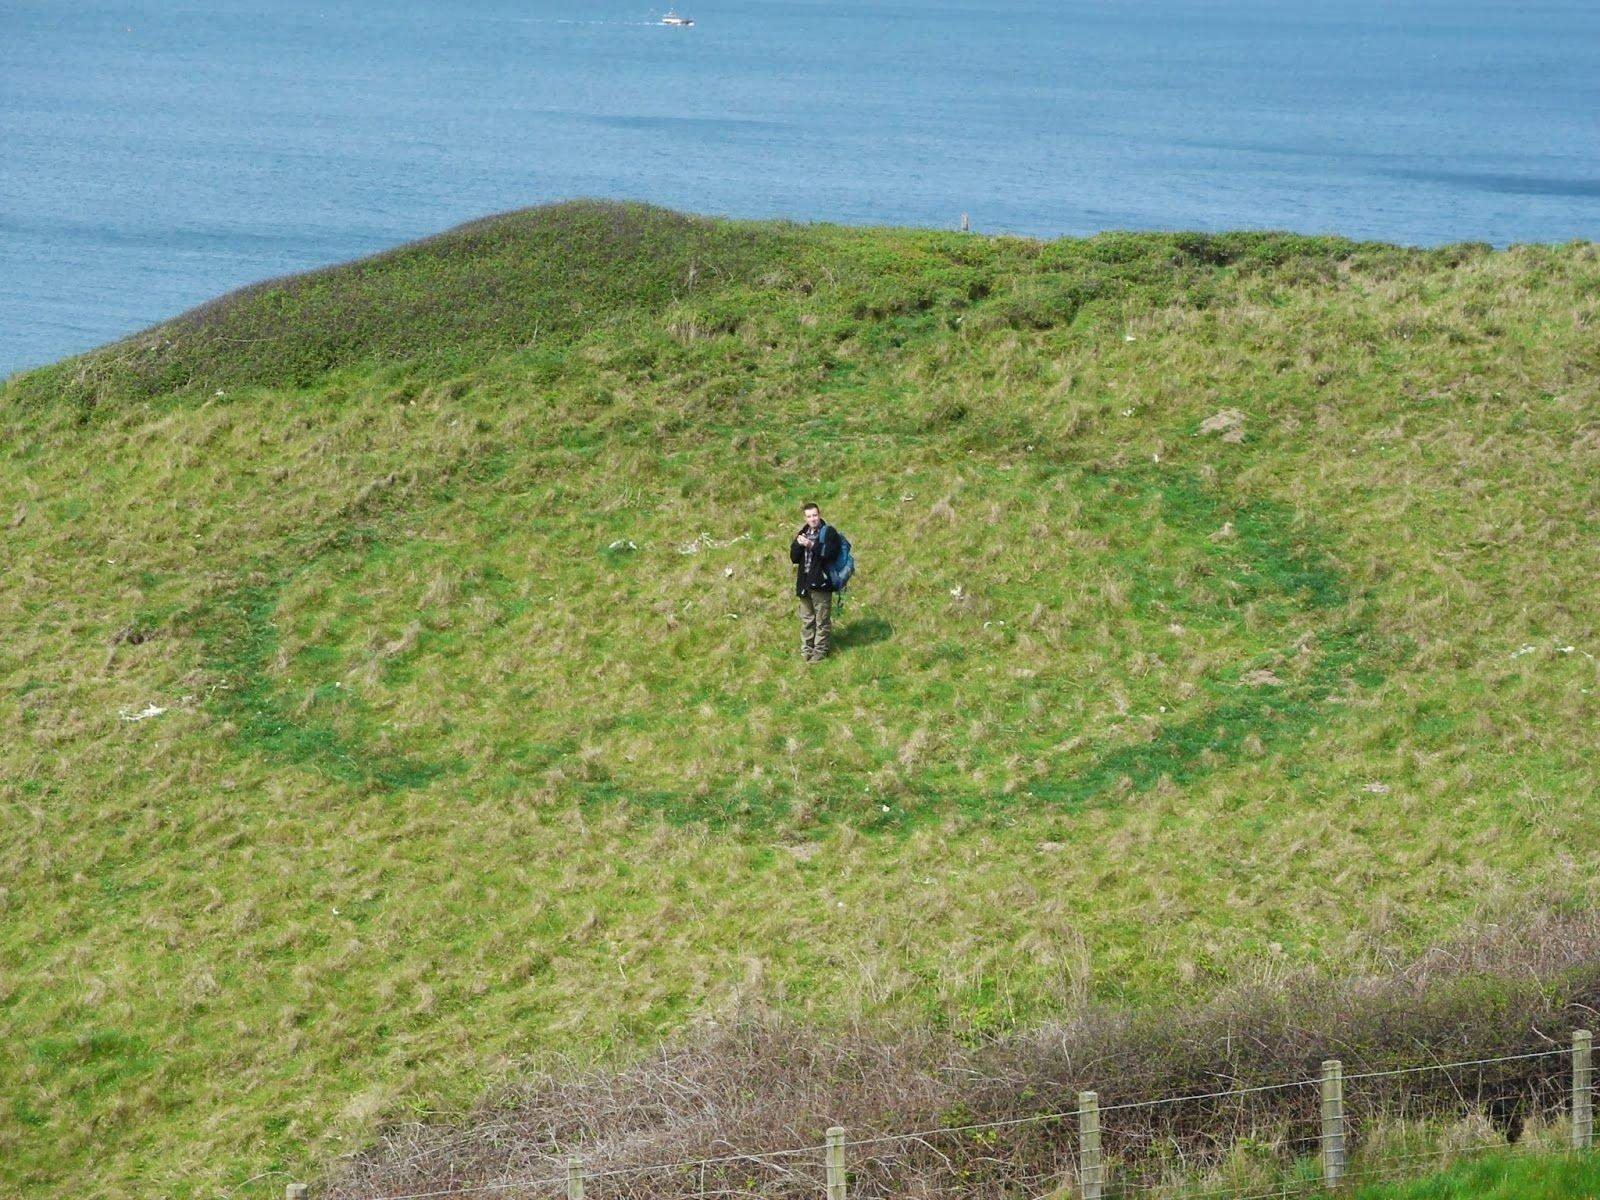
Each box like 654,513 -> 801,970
797,534 -> 813,548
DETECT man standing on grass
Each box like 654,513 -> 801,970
790,501 -> 840,663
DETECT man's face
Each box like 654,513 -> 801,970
804,508 -> 822,530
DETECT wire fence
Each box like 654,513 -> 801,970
305,1033 -> 1595,1200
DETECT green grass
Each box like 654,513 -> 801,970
1350,1151 -> 1600,1200
1131,1117 -> 1598,1200
1172,1149 -> 1600,1200
3,201 -> 1600,1197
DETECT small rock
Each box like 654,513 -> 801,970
1200,408 -> 1246,437
118,703 -> 168,723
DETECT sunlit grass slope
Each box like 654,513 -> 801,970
3,201 -> 1598,1197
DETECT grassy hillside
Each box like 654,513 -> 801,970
3,201 -> 1599,1198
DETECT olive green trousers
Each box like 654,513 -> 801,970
798,589 -> 832,660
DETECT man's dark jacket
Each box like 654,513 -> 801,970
790,523 -> 841,597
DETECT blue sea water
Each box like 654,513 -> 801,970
3,0 -> 1597,377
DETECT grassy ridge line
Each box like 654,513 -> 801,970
6,202 -> 798,415
2,204 -> 1599,1198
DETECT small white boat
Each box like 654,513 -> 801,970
660,10 -> 694,25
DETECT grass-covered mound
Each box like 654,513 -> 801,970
3,201 -> 1598,1198
8,202 -> 796,414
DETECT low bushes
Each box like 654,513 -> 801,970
334,914 -> 1600,1199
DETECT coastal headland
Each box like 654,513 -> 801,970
4,202 -> 1599,1197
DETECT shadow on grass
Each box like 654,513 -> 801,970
833,615 -> 894,649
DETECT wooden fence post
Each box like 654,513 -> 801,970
567,1155 -> 585,1200
1575,1030 -> 1594,1151
1320,1059 -> 1345,1188
1078,1090 -> 1102,1200
825,1126 -> 847,1200
285,1185 -> 308,1200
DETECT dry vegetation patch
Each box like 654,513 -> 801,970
335,916 -> 1600,1200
